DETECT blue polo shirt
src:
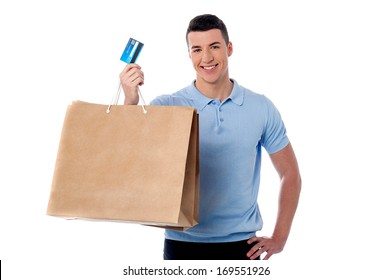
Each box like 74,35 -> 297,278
150,79 -> 289,242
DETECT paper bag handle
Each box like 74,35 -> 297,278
106,81 -> 147,114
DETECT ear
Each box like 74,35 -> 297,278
227,42 -> 233,57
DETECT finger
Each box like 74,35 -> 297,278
120,64 -> 132,77
132,76 -> 144,87
262,250 -> 273,260
249,246 -> 266,260
124,63 -> 141,71
247,244 -> 258,258
121,67 -> 142,80
120,63 -> 141,78
247,242 -> 264,259
247,237 -> 261,244
122,70 -> 144,87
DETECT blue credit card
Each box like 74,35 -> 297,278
120,37 -> 144,64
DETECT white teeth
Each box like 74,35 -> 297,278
203,65 -> 215,70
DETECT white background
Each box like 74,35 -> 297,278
1,0 -> 390,279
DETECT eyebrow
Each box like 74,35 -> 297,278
191,41 -> 221,50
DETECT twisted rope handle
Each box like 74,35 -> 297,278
106,81 -> 147,114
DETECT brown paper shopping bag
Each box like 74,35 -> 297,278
47,101 -> 199,230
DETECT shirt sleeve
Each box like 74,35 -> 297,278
150,93 -> 194,107
261,97 -> 290,154
149,95 -> 171,106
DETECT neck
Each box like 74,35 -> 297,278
195,78 -> 233,101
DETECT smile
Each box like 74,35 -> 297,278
202,64 -> 217,70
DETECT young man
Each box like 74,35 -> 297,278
120,14 -> 301,260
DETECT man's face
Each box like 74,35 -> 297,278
187,29 -> 233,85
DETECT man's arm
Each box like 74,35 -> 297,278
247,143 -> 301,260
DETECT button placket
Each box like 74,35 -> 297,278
216,102 -> 224,127
210,99 -> 226,127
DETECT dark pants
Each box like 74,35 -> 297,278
163,239 -> 259,260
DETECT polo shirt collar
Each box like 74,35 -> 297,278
187,79 -> 244,111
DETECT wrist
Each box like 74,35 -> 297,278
271,231 -> 289,246
124,94 -> 139,105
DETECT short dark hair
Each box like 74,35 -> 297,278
186,14 -> 230,46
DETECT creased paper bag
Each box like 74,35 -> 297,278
47,101 -> 199,230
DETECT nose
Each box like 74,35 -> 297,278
202,49 -> 213,63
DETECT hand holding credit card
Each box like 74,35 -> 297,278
111,37 -> 146,113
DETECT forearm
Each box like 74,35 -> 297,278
272,173 -> 301,244
247,173 -> 301,260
